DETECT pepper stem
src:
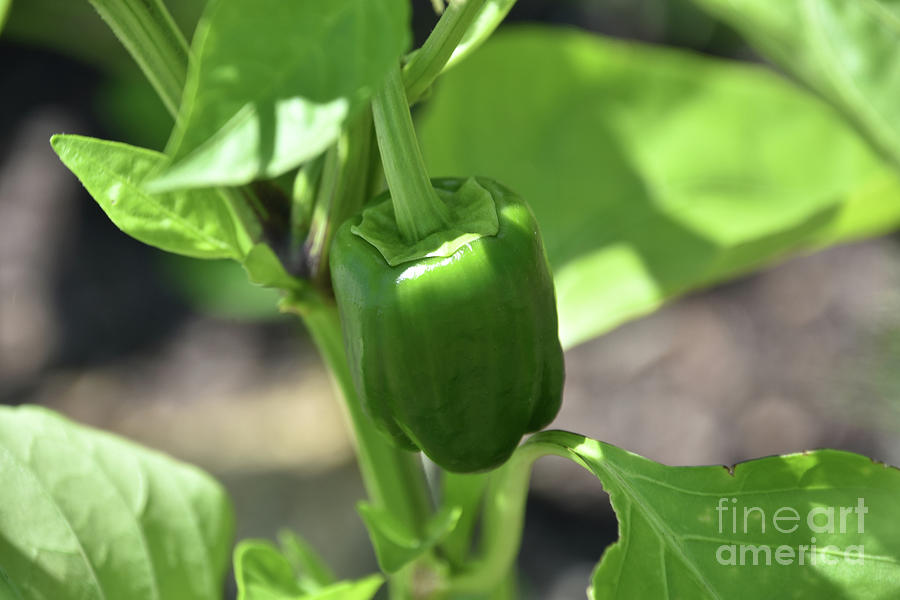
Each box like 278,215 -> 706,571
371,64 -> 450,243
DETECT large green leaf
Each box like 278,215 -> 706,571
501,432 -> 900,599
151,0 -> 410,191
51,134 -> 258,260
691,0 -> 900,170
417,27 -> 900,349
0,405 -> 234,600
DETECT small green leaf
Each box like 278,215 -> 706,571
357,502 -> 462,574
516,431 -> 900,599
234,540 -> 382,600
418,27 -> 900,349
151,0 -> 410,191
691,0 -> 900,170
277,530 -> 336,591
51,134 -> 258,260
235,541 -> 305,599
242,243 -> 303,291
0,405 -> 234,600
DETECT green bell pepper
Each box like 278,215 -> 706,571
329,176 -> 564,472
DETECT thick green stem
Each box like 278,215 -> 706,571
404,0 -> 487,104
447,436 -> 571,594
88,0 -> 188,117
371,64 -> 450,243
297,298 -> 433,536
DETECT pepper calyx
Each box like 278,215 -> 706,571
350,177 -> 499,266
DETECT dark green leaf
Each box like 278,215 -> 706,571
0,405 -> 234,600
157,256 -> 282,320
51,134 -> 259,260
151,0 -> 410,191
234,540 -> 382,600
692,0 -> 900,170
417,27 -> 900,349
357,502 -> 461,574
517,431 -> 900,599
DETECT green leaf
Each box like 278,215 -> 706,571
242,243 -> 304,291
158,256 -> 282,321
517,431 -> 900,599
277,530 -> 336,591
417,27 -> 900,349
234,540 -> 382,600
51,134 -> 258,260
691,0 -> 900,170
151,0 -> 410,191
0,0 -> 12,33
0,405 -> 234,600
357,502 -> 461,574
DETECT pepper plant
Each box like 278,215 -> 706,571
3,0 -> 900,598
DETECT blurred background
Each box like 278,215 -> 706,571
3,0 -> 900,597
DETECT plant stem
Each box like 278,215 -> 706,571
296,297 -> 433,536
371,64 -> 450,243
404,0 -> 487,104
446,436 -> 571,594
301,111 -> 374,283
88,0 -> 188,117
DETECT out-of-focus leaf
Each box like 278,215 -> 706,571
277,530 -> 336,591
0,0 -> 11,33
504,431 -> 900,599
151,0 -> 410,191
692,0 -> 900,170
3,0 -> 203,76
95,76 -> 172,151
357,502 -> 461,574
51,134 -> 258,260
0,405 -> 234,600
157,255 -> 282,320
417,27 -> 900,349
234,540 -> 383,600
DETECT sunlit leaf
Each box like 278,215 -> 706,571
51,134 -> 258,260
505,431 -> 900,599
0,405 -> 234,600
0,0 -> 12,33
692,0 -> 900,170
151,0 -> 410,191
417,27 -> 900,348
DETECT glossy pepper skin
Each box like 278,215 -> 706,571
329,177 -> 564,472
